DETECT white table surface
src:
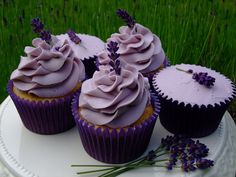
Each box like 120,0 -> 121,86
0,97 -> 236,177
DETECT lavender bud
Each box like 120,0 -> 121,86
31,18 -> 44,33
67,28 -> 81,44
116,9 -> 135,28
107,41 -> 121,75
31,18 -> 52,43
40,30 -> 51,43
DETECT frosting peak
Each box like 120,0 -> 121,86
11,37 -> 85,98
107,23 -> 166,74
79,64 -> 150,128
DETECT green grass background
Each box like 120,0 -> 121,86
0,0 -> 235,119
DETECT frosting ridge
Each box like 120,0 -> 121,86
79,64 -> 150,128
11,37 -> 85,97
107,23 -> 166,73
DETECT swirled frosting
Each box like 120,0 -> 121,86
11,37 -> 85,98
107,23 -> 166,74
79,64 -> 150,128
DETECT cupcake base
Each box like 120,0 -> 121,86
158,95 -> 231,138
7,80 -> 76,135
72,92 -> 160,164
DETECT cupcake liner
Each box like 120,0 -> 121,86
71,91 -> 160,164
7,80 -> 76,135
81,56 -> 98,79
153,82 -> 236,138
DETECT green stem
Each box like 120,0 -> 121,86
98,167 -> 119,177
71,164 -> 118,168
76,167 -> 115,175
154,158 -> 169,163
176,67 -> 192,74
156,151 -> 168,158
101,161 -> 145,177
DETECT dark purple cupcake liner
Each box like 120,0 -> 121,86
7,80 -> 77,135
153,79 -> 236,138
82,55 -> 98,79
71,91 -> 160,164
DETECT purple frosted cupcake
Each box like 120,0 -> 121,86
100,9 -> 169,82
72,41 -> 160,164
57,29 -> 105,78
152,64 -> 236,138
7,18 -> 86,134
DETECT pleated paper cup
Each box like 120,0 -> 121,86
153,77 -> 236,138
7,80 -> 77,135
71,91 -> 160,164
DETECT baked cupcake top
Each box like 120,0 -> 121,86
79,41 -> 150,128
56,29 -> 105,60
153,64 -> 235,106
104,9 -> 166,74
10,18 -> 85,98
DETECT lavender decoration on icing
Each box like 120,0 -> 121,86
107,41 -> 121,75
116,9 -> 135,28
31,18 -> 44,33
107,13 -> 166,74
176,68 -> 215,87
31,18 -> 51,43
67,29 -> 81,44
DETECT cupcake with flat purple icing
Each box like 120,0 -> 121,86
57,28 -> 105,78
152,64 -> 236,138
7,18 -> 85,134
72,41 -> 160,164
99,9 -> 168,82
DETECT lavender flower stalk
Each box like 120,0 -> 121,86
67,28 -> 81,44
176,68 -> 215,87
71,135 -> 214,176
116,9 -> 135,28
31,17 -> 51,43
107,41 -> 121,75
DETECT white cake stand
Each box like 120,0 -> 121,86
0,97 -> 236,177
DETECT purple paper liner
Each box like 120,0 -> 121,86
71,91 -> 160,164
7,80 -> 76,135
153,82 -> 236,138
82,56 -> 98,79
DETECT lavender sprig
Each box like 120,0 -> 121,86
31,18 -> 51,43
71,135 -> 214,176
31,18 -> 44,33
116,9 -> 135,28
67,28 -> 81,44
176,67 -> 215,87
192,72 -> 215,87
107,41 -> 121,75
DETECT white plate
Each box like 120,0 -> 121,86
0,97 -> 235,177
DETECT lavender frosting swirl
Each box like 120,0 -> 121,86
11,37 -> 85,98
107,23 -> 166,74
79,64 -> 150,128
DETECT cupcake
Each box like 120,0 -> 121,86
100,9 -> 168,82
56,29 -> 105,78
7,18 -> 86,134
152,64 -> 236,138
72,41 -> 160,164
